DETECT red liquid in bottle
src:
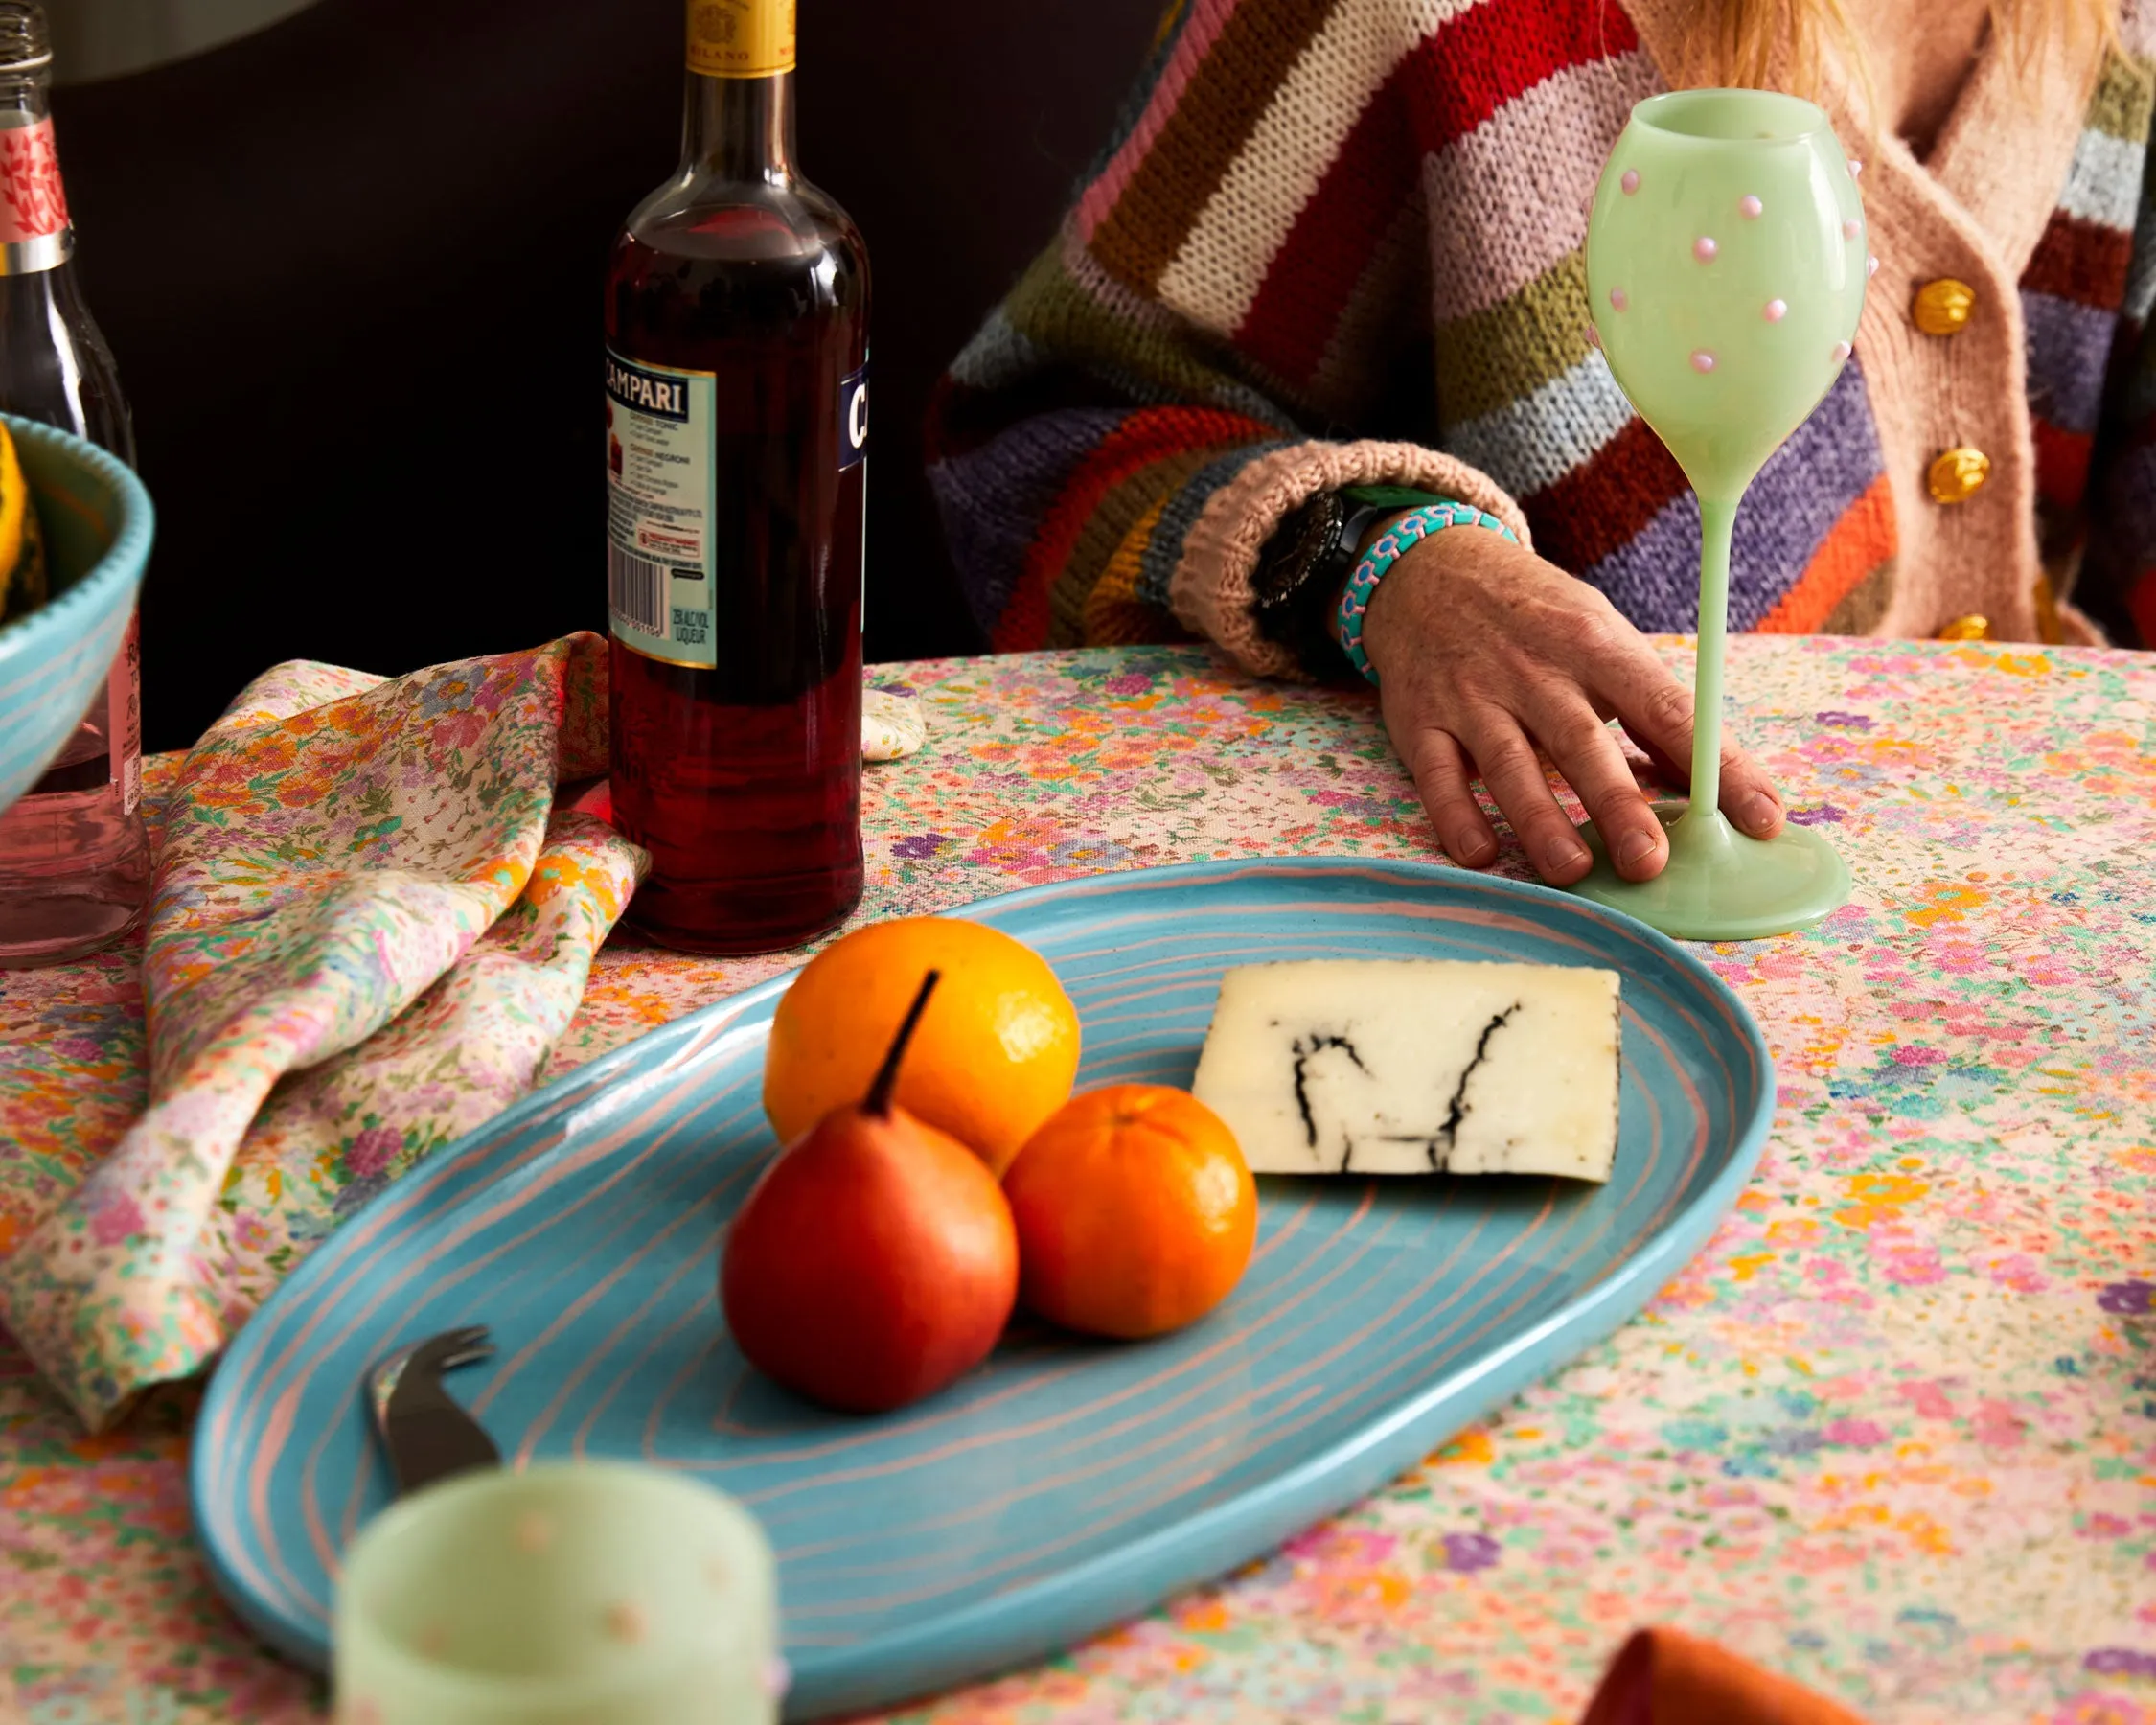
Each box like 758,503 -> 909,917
605,36 -> 868,955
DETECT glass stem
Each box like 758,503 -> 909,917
1688,495 -> 1737,823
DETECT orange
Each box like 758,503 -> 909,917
1001,1084 -> 1257,1340
763,917 -> 1081,1174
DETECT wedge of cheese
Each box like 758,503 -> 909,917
1189,958 -> 1620,1182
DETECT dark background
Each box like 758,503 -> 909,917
52,0 -> 1160,752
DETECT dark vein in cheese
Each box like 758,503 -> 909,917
1429,1003 -> 1520,1171
1290,1032 -> 1365,1159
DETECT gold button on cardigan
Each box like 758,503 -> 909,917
1927,446 -> 1992,504
1912,277 -> 1977,335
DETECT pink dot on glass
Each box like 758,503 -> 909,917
1843,218 -> 1860,240
1694,236 -> 1718,262
1831,340 -> 1852,363
1690,350 -> 1716,373
1868,254 -> 1879,277
1763,298 -> 1787,322
1620,169 -> 1640,195
1608,287 -> 1627,310
1739,195 -> 1763,218
1586,323 -> 1601,348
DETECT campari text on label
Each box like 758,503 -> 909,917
606,355 -> 691,422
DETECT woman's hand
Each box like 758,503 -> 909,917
1359,526 -> 1785,886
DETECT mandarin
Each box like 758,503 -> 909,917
1001,1084 -> 1257,1340
763,917 -> 1080,1175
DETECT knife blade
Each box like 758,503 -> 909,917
366,1324 -> 500,1497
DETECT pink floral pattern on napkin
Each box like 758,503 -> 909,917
0,633 -> 646,1428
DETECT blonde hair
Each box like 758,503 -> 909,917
1690,0 -> 2123,112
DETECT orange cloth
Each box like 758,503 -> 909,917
1581,1629 -> 1869,1725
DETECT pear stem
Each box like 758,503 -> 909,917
864,969 -> 941,1119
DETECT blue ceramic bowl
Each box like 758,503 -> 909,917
0,415 -> 154,816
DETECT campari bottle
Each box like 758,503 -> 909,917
0,2 -> 147,968
606,0 -> 869,954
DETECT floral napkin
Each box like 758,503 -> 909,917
0,632 -> 919,1432
0,634 -> 636,1427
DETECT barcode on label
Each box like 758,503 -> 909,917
608,543 -> 666,634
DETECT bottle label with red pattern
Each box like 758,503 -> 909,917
0,118 -> 68,245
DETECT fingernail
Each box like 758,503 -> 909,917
1614,828 -> 1659,870
1741,792 -> 1780,834
1455,829 -> 1495,865
1542,833 -> 1591,874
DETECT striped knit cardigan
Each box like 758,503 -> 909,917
927,0 -> 2156,669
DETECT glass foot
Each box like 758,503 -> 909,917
1566,801 -> 1850,941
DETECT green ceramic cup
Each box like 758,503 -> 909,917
333,1462 -> 781,1725
1571,89 -> 1862,940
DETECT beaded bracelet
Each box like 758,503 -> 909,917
1335,502 -> 1518,686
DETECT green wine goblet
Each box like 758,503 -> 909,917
1571,87 -> 1861,940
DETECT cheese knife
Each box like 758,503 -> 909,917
365,1324 -> 500,1497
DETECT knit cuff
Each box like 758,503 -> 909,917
2053,595 -> 2107,648
1168,440 -> 1532,679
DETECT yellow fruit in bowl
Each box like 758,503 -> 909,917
763,917 -> 1081,1175
0,422 -> 48,624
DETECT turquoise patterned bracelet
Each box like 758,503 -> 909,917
1335,502 -> 1518,686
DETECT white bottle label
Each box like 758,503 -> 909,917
605,350 -> 718,669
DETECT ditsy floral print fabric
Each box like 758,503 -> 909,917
1,637 -> 2154,1724
864,686 -> 930,761
0,634 -> 648,1429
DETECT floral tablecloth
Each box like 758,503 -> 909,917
4,636 -> 2155,1725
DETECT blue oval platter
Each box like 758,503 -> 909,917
194,858 -> 1774,1719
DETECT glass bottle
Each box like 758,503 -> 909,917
0,1 -> 147,969
606,0 -> 869,955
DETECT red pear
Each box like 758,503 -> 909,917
721,971 -> 1020,1414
